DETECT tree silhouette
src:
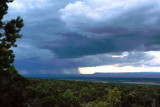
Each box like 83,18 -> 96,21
0,1 -> 27,106
0,0 -> 24,71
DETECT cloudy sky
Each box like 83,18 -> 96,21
5,0 -> 160,74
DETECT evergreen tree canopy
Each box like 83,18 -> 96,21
0,0 -> 24,71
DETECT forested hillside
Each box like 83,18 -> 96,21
1,77 -> 160,107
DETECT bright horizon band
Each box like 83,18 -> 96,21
79,65 -> 160,74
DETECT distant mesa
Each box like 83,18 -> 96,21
92,72 -> 160,78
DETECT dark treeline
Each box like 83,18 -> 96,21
1,77 -> 160,107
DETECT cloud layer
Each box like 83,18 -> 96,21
60,0 -> 160,31
5,0 -> 160,74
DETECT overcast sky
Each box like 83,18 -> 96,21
6,0 -> 160,74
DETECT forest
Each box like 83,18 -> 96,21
1,75 -> 160,107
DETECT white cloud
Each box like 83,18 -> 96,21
145,51 -> 160,66
9,0 -> 54,12
78,51 -> 160,74
60,0 -> 160,33
60,1 -> 101,21
112,52 -> 129,58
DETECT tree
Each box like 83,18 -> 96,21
0,0 -> 24,71
106,87 -> 122,107
0,1 -> 27,106
60,90 -> 80,107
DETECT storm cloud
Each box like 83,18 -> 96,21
5,0 -> 160,74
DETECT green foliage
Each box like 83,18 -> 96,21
0,1 -> 28,106
84,100 -> 109,107
0,65 -> 29,106
0,0 -> 24,71
106,87 -> 122,107
22,79 -> 160,107
79,87 -> 90,102
60,90 -> 80,107
1,75 -> 160,107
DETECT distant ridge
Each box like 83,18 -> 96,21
23,72 -> 160,78
91,72 -> 160,78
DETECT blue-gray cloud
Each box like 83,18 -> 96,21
5,0 -> 160,74
40,29 -> 160,58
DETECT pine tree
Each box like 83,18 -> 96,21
0,0 -> 24,71
0,1 -> 27,106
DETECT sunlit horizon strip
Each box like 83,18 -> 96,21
78,65 -> 160,74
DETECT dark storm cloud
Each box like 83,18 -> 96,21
57,0 -> 160,57
9,0 -> 160,59
14,57 -> 81,74
40,28 -> 160,58
6,0 -> 160,74
44,32 -> 116,58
